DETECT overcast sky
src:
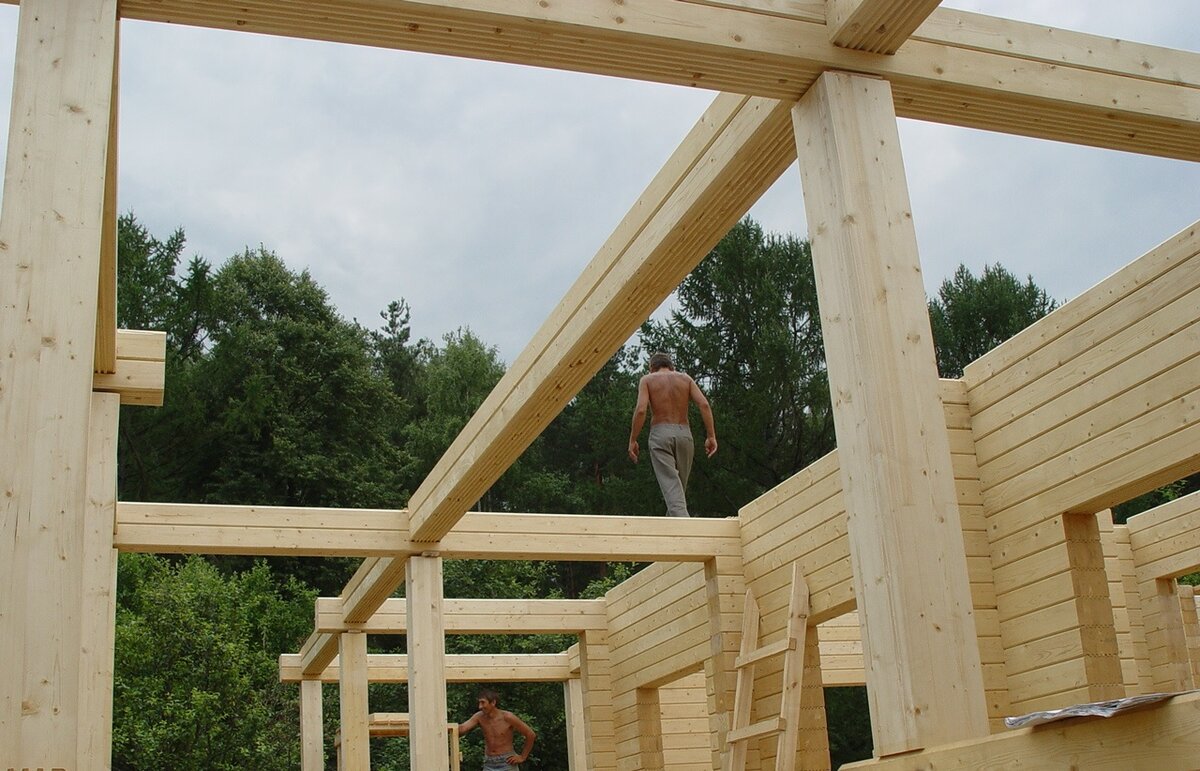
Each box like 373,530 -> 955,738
2,2 -> 1198,363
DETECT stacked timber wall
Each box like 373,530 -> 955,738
964,220 -> 1200,713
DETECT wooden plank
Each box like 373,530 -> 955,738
827,0 -> 944,54
338,631 -> 369,769
843,690 -> 1200,770
793,70 -> 987,755
300,679 -> 323,771
94,26 -> 120,376
0,0 -> 119,764
728,717 -> 786,744
315,597 -> 607,634
280,653 -> 572,683
78,393 -> 120,764
113,502 -> 739,560
82,0 -> 1200,160
407,555 -> 448,769
564,679 -> 587,771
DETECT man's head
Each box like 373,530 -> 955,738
477,687 -> 500,713
649,351 -> 674,372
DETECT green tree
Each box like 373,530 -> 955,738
112,554 -> 315,770
928,263 -> 1058,378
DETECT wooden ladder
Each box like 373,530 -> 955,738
727,561 -> 809,771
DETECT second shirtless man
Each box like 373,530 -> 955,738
458,688 -> 536,770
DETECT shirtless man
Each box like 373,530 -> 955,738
628,351 -> 717,517
457,688 -> 536,770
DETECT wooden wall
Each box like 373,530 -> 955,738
961,219 -> 1200,712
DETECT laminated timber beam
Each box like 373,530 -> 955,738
315,91 -> 795,659
314,597 -> 608,634
279,653 -> 573,684
16,0 -> 1194,160
92,329 -> 167,406
828,0 -> 945,54
114,502 -> 741,561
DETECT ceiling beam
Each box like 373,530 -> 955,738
70,0 -> 1200,160
314,597 -> 608,634
279,652 -> 573,684
827,0 -> 944,54
114,501 -> 741,561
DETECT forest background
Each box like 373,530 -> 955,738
109,214 -> 1195,769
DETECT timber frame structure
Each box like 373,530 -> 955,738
2,1 -> 1199,769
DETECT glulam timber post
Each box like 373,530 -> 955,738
407,554 -> 449,769
300,679 -> 324,771
0,0 -> 120,766
339,631 -> 370,769
579,629 -> 617,771
563,677 -> 587,771
791,70 -> 988,756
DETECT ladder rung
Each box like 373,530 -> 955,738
734,638 -> 796,669
727,717 -> 786,744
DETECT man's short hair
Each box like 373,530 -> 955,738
477,687 -> 500,706
649,352 -> 674,371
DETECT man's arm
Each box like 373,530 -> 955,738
689,378 -> 718,457
457,711 -> 481,735
628,376 -> 650,462
505,712 -> 536,764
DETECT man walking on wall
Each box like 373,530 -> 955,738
628,351 -> 718,517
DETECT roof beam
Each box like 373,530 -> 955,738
314,597 -> 608,634
279,653 -> 572,684
114,502 -> 741,561
827,0 -> 944,54
83,0 -> 1200,160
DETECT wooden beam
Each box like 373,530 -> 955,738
338,631 -> 370,770
564,678 -> 587,771
842,690 -> 1200,770
113,501 -> 742,560
94,22 -> 120,375
407,555 -> 448,770
54,0 -> 1199,160
315,597 -> 607,634
78,393 -> 121,763
279,653 -> 573,684
1127,490 -> 1200,581
299,680 -> 323,771
792,70 -> 988,755
0,0 -> 120,765
827,0 -> 944,54
93,330 -> 167,406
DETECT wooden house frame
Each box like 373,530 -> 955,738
1,1 -> 1198,769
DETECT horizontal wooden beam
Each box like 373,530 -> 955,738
828,0 -> 944,54
315,597 -> 607,634
279,652 -> 572,684
842,690 -> 1200,770
114,502 -> 741,560
1127,490 -> 1200,581
78,0 -> 1200,161
92,329 -> 166,406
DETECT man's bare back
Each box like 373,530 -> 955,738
641,369 -> 696,426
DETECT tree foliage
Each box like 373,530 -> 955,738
928,263 -> 1058,378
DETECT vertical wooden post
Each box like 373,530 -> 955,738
0,0 -> 119,766
792,70 -> 988,755
563,678 -> 588,771
579,629 -> 617,771
300,679 -> 325,771
339,631 -> 370,770
79,392 -> 121,766
1179,585 -> 1200,684
704,555 -> 743,770
1140,577 -> 1193,691
635,687 -> 665,770
407,554 -> 448,769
